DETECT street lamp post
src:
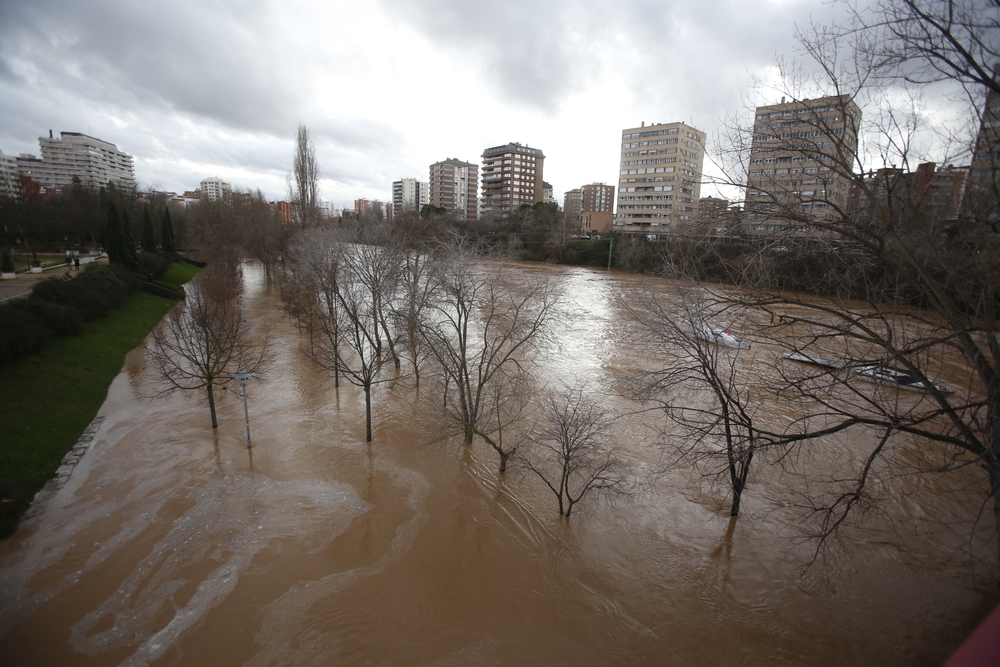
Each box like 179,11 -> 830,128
233,372 -> 253,448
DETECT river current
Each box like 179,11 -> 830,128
0,261 -> 995,665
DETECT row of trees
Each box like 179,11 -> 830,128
277,224 -> 627,516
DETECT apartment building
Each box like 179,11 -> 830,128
481,142 -> 544,218
429,158 -> 479,221
744,95 -> 861,235
200,177 -> 231,202
16,131 -> 136,190
542,181 -> 555,205
563,188 -> 583,227
614,121 -> 705,238
848,162 -> 969,233
970,65 -> 1000,208
392,177 -> 429,214
0,150 -> 17,198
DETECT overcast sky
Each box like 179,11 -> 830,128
0,0 -> 974,208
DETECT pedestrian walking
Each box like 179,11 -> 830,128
74,257 -> 80,271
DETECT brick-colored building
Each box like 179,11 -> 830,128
481,142 -> 544,219
429,158 -> 479,221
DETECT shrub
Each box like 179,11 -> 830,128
0,303 -> 53,363
136,251 -> 170,279
76,264 -> 131,306
31,278 -> 115,321
13,299 -> 82,336
107,264 -> 142,295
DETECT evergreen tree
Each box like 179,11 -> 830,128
104,201 -> 137,271
141,205 -> 157,253
161,206 -> 176,253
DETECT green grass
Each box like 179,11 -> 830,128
160,261 -> 201,289
0,291 -> 176,537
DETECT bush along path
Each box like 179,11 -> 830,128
0,260 -> 198,538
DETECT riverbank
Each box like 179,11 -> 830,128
0,261 -> 198,537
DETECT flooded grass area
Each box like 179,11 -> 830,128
0,262 -> 996,665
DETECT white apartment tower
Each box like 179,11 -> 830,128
200,177 -> 232,202
614,121 -> 705,238
393,177 -> 430,214
481,142 -> 544,218
14,131 -> 136,190
429,158 -> 479,221
0,150 -> 18,198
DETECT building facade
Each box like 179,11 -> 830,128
17,131 -> 137,190
429,158 -> 479,221
542,181 -> 555,205
744,95 -> 861,235
614,121 -> 705,237
392,178 -> 429,214
0,150 -> 18,198
200,177 -> 231,202
563,188 -> 583,228
481,142 -> 544,218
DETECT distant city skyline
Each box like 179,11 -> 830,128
0,0 -> 974,208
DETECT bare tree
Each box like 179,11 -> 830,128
419,246 -> 556,468
701,0 -> 1000,564
331,249 -> 394,442
391,244 -> 436,388
522,387 -> 628,517
234,188 -> 285,284
148,264 -> 269,428
622,291 -> 767,517
290,124 -> 320,228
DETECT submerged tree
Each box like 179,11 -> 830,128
522,387 -> 628,517
622,292 -> 766,517
419,246 -> 556,468
148,264 -> 269,428
702,0 -> 1000,564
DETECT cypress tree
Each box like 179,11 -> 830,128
161,206 -> 176,254
105,202 -> 137,271
141,206 -> 157,253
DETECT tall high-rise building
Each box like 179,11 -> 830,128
614,121 -> 705,237
0,150 -> 18,198
970,64 -> 1000,204
392,177 -> 429,214
429,158 -> 479,221
200,177 -> 231,202
744,95 -> 861,234
565,183 -> 615,233
481,142 -> 544,218
18,131 -> 136,190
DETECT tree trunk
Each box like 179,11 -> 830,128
463,425 -> 474,445
365,386 -> 372,442
207,384 -> 218,429
990,463 -> 1000,567
730,482 -> 743,517
499,451 -> 509,472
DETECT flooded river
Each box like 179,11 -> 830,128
0,261 -> 996,665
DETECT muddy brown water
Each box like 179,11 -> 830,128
0,261 -> 996,666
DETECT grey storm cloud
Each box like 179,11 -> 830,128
379,0 -> 614,113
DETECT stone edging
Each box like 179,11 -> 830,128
23,415 -> 106,520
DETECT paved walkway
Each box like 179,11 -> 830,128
0,256 -> 108,303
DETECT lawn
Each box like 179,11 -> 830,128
0,290 -> 177,537
159,261 -> 201,289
